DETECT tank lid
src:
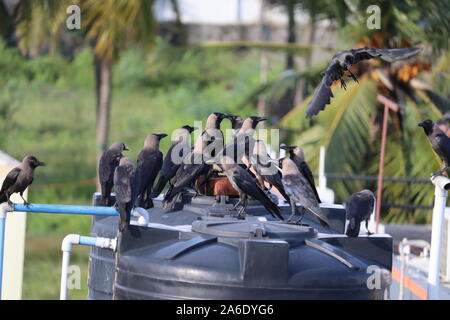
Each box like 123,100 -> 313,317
191,218 -> 317,240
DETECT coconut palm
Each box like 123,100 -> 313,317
276,0 -> 450,223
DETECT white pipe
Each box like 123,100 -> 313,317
133,207 -> 150,226
318,146 -> 326,189
428,175 -> 450,299
60,234 -> 116,300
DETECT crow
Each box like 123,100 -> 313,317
306,46 -> 422,118
228,114 -> 244,137
203,112 -> 232,159
99,142 -> 128,206
280,145 -> 321,203
215,155 -> 283,221
0,156 -> 45,206
222,116 -> 267,165
163,132 -> 210,204
345,189 -> 375,237
281,158 -> 329,228
251,140 -> 290,203
114,157 -> 138,232
136,133 -> 167,209
418,119 -> 450,176
152,125 -> 197,197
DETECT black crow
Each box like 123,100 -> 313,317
306,47 -> 421,118
418,119 -> 450,176
251,140 -> 290,203
216,155 -> 283,221
228,114 -> 244,137
345,189 -> 375,237
203,112 -> 232,159
152,125 -> 197,197
0,156 -> 45,206
136,133 -> 167,209
114,157 -> 138,232
163,132 -> 209,204
99,142 -> 128,206
222,116 -> 267,164
281,158 -> 329,228
280,145 -> 321,203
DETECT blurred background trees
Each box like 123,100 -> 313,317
0,0 -> 449,297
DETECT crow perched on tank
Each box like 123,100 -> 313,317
152,125 -> 197,197
418,119 -> 450,176
306,47 -> 421,118
250,140 -> 290,203
136,133 -> 167,209
114,157 -> 138,232
345,189 -> 375,237
228,114 -> 244,137
99,142 -> 129,206
281,158 -> 329,228
163,132 -> 210,206
213,156 -> 283,221
280,145 -> 320,203
0,156 -> 45,206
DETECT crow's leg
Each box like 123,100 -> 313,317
347,69 -> 359,83
287,199 -> 297,222
432,166 -> 449,177
295,207 -> 306,224
365,220 -> 373,236
6,192 -> 13,207
237,198 -> 248,219
340,79 -> 347,90
228,199 -> 242,211
20,192 -> 29,206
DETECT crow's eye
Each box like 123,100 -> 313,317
345,55 -> 354,63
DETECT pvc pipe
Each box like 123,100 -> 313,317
60,234 -> 116,300
427,175 -> 450,299
13,204 -> 148,224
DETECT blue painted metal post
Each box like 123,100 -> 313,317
0,208 -> 6,300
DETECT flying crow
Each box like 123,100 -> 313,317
306,47 -> 421,118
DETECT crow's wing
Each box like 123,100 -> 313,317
299,161 -> 321,203
283,174 -> 318,209
99,151 -> 120,184
0,167 -> 21,194
231,167 -> 283,220
346,191 -> 374,221
137,149 -> 163,193
306,63 -> 343,118
353,47 -> 421,64
114,166 -> 132,203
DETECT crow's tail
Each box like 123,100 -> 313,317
152,175 -> 168,198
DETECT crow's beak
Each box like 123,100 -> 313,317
38,161 -> 46,167
280,145 -> 290,151
191,126 -> 198,132
418,122 -> 424,127
157,134 -> 168,140
256,117 -> 267,123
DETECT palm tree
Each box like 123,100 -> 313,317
277,0 -> 450,223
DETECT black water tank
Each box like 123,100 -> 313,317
88,195 -> 392,299
113,218 -> 392,300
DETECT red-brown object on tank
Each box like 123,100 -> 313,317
196,175 -> 239,197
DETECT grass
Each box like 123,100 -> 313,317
0,43 -> 285,299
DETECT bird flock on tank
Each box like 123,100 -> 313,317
0,46 -> 430,238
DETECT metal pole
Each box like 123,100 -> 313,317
0,208 -> 6,300
376,104 -> 389,233
375,95 -> 399,233
428,175 -> 450,299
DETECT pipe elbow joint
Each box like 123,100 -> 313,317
61,234 -> 80,252
133,207 -> 149,226
431,175 -> 450,193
